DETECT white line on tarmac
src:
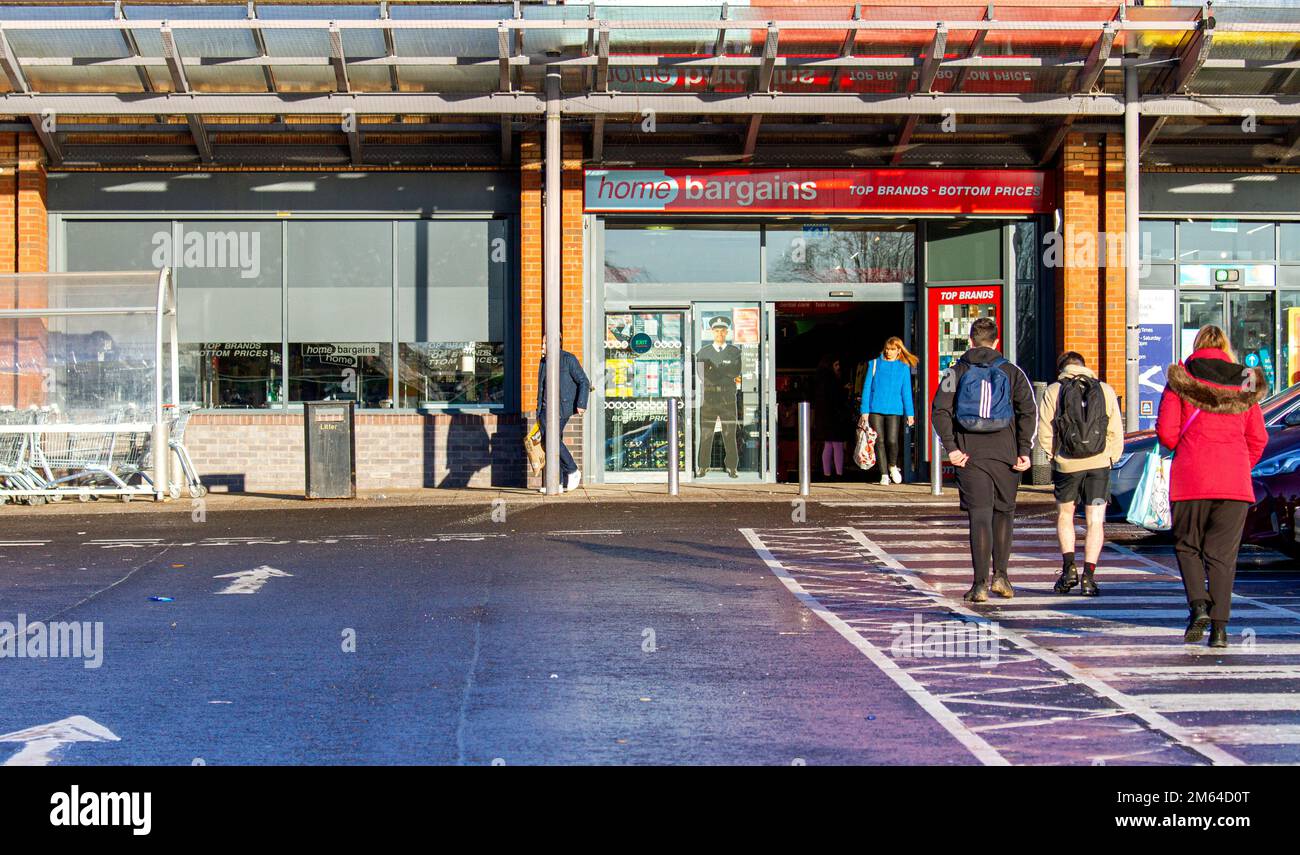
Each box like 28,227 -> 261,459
1134,693 -> 1300,713
1187,725 -> 1300,745
842,526 -> 1243,766
739,527 -> 1009,767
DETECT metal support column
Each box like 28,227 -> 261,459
1124,64 -> 1141,432
544,68 -> 562,494
798,401 -> 811,497
667,399 -> 680,496
931,429 -> 943,496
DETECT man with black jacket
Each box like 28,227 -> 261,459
930,317 -> 1037,603
537,337 -> 591,494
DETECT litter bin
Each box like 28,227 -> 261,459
304,401 -> 356,499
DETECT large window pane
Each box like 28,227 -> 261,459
604,224 -> 760,283
1177,220 -> 1275,262
396,219 -> 507,407
1282,223 -> 1300,263
1142,219 -> 1176,263
287,221 -> 392,405
926,221 -> 1002,282
765,225 -> 915,284
1013,221 -> 1040,381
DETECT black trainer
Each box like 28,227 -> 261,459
963,581 -> 990,603
1184,600 -> 1211,643
1053,565 -> 1079,595
1209,621 -> 1229,649
1079,568 -> 1100,597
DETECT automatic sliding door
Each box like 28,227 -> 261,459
1228,292 -> 1276,390
602,310 -> 687,476
693,302 -> 762,480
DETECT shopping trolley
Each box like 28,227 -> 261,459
28,408 -> 137,497
0,409 -> 47,505
126,404 -> 206,499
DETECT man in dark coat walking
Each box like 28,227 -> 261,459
537,338 -> 591,493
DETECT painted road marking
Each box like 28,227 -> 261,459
213,565 -> 293,595
744,526 -> 1230,765
1134,693 -> 1300,713
0,715 -> 119,766
738,527 -> 1009,766
843,526 -> 1243,766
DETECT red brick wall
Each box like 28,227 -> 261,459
0,134 -> 48,409
186,412 -> 526,492
1059,133 -> 1127,404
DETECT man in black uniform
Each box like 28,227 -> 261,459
696,315 -> 742,478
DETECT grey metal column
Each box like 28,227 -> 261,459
544,67 -> 562,494
1124,63 -> 1141,432
667,398 -> 680,496
798,401 -> 811,497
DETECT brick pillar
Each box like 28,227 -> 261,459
1059,132 -> 1127,406
0,134 -> 48,408
519,132 -> 587,483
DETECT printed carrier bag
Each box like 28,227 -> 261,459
854,425 -> 878,470
1126,449 -> 1173,532
524,424 -> 545,476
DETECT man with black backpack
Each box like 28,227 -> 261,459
931,317 -> 1037,603
1036,351 -> 1123,597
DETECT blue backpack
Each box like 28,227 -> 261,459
954,357 -> 1013,432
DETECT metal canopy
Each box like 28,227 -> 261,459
0,2 -> 1296,168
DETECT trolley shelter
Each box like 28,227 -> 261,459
0,269 -> 180,502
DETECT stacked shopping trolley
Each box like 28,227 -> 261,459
0,404 -> 205,504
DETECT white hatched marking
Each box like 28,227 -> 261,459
1188,725 -> 1300,745
1135,694 -> 1300,713
844,527 -> 1243,766
739,528 -> 1009,766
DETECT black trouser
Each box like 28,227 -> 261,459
537,413 -> 576,477
697,390 -> 738,472
868,413 -> 903,474
1172,499 -> 1249,622
954,458 -> 1020,584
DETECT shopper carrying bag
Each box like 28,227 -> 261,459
1155,325 -> 1267,649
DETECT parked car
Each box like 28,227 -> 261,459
1109,381 -> 1300,518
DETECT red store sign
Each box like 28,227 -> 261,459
585,168 -> 1054,216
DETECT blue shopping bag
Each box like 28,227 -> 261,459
1126,448 -> 1173,531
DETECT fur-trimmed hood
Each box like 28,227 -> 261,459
1165,348 -> 1267,415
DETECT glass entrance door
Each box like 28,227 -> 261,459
693,301 -> 764,480
1178,291 -> 1277,389
602,310 -> 687,477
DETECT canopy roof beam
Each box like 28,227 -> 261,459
329,25 -> 351,94
952,3 -> 994,93
1171,6 -> 1216,95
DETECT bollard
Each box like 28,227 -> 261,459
798,401 -> 811,497
666,398 -> 680,496
931,428 -> 943,497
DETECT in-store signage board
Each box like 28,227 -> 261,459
585,169 -> 1054,216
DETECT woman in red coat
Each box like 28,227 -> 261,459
1156,326 -> 1268,648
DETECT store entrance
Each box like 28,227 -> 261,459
1179,291 -> 1278,390
774,301 -> 907,483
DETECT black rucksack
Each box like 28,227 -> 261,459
1052,375 -> 1108,459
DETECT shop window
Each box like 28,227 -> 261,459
1279,292 -> 1300,389
1142,220 -> 1176,263
1177,220 -> 1275,262
604,224 -> 760,283
925,221 -> 1002,283
1281,224 -> 1300,263
765,225 -> 915,284
286,221 -> 393,406
1013,221 -> 1040,381
396,219 -> 508,407
172,221 -> 283,408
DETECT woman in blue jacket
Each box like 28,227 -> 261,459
858,336 -> 917,485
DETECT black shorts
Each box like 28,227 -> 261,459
1053,467 -> 1110,507
954,458 -> 1021,514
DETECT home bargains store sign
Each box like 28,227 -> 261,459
585,169 -> 1053,216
